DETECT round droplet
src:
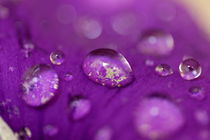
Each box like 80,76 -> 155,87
43,125 -> 58,136
69,96 -> 91,120
50,50 -> 65,65
83,48 -> 133,87
179,58 -> 202,80
135,96 -> 184,139
22,64 -> 59,107
195,110 -> 209,125
63,73 -> 73,81
95,127 -> 112,140
189,86 -> 205,100
18,127 -> 32,140
138,30 -> 174,56
76,17 -> 102,39
155,64 -> 173,76
145,59 -> 154,67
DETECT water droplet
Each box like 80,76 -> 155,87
50,51 -> 65,65
0,5 -> 9,19
155,64 -> 173,76
112,12 -> 138,35
145,59 -> 154,66
22,41 -> 35,58
83,48 -> 133,87
135,96 -> 184,139
76,17 -> 102,39
179,58 -> 202,80
95,127 -> 112,140
63,73 -> 73,81
56,4 -> 77,24
189,86 -> 205,100
18,127 -> 32,140
195,110 -> 209,125
138,30 -> 174,56
22,64 -> 59,107
69,96 -> 91,120
43,125 -> 58,136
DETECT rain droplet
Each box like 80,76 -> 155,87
155,64 -> 173,76
50,50 -> 65,65
69,96 -> 91,120
189,86 -> 205,100
179,58 -> 202,80
83,48 -> 133,87
22,41 -> 35,58
43,125 -> 58,136
17,127 -> 32,140
135,96 -> 184,139
63,73 -> 73,81
22,64 -> 59,107
95,127 -> 112,140
137,30 -> 174,56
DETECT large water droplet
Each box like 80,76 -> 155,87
155,64 -> 173,76
43,125 -> 58,136
69,96 -> 91,120
189,86 -> 205,100
137,30 -> 174,56
22,64 -> 59,107
83,48 -> 133,87
50,50 -> 65,65
135,96 -> 184,139
179,58 -> 202,80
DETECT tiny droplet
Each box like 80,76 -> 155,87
50,50 -> 65,65
155,64 -> 173,76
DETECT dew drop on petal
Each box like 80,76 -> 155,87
63,72 -> 73,81
76,17 -> 102,39
135,96 -> 184,139
83,48 -> 133,87
145,59 -> 154,67
95,127 -> 112,140
22,64 -> 59,107
195,110 -> 209,125
138,30 -> 174,56
155,64 -> 173,76
179,58 -> 202,80
189,86 -> 205,100
69,96 -> 91,120
43,125 -> 58,136
17,127 -> 32,140
22,41 -> 35,58
50,50 -> 65,65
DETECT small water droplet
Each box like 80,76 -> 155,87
135,96 -> 184,139
63,72 -> 73,81
155,64 -> 173,76
145,59 -> 154,66
189,86 -> 205,100
69,96 -> 91,120
50,51 -> 65,65
95,127 -> 112,140
22,64 -> 59,107
138,30 -> 174,56
83,48 -> 133,87
43,125 -> 58,136
0,5 -> 9,19
21,41 -> 35,58
76,17 -> 102,39
179,58 -> 202,80
18,127 -> 32,140
195,110 -> 209,125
